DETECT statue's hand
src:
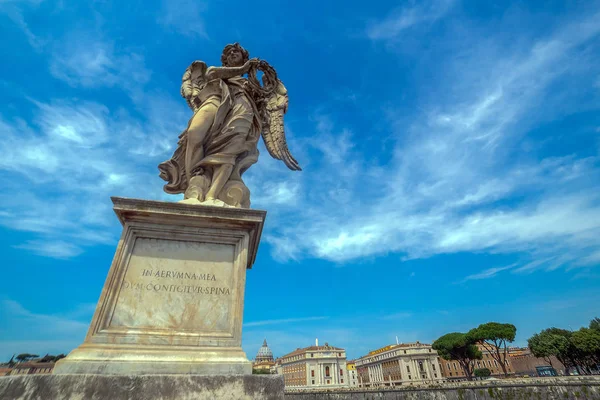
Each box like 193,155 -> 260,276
244,58 -> 260,72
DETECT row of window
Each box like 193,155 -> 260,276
308,352 -> 343,358
283,351 -> 345,365
309,379 -> 344,385
309,367 -> 344,377
362,348 -> 433,364
444,359 -> 512,376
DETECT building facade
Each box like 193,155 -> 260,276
8,362 -> 55,375
508,347 -> 563,376
346,360 -> 358,387
438,344 -> 515,379
355,342 -> 444,387
277,341 -> 348,388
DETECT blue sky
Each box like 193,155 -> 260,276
1,0 -> 599,362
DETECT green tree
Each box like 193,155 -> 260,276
7,355 -> 15,367
528,328 -> 585,375
528,331 -> 565,368
15,353 -> 39,363
529,320 -> 600,376
468,322 -> 516,377
571,328 -> 600,374
252,368 -> 272,374
474,368 -> 491,378
433,332 -> 482,380
40,354 -> 54,363
546,328 -> 586,375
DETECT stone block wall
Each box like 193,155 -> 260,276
285,377 -> 600,400
0,374 -> 284,400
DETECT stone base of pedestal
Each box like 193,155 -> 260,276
0,374 -> 284,400
52,344 -> 252,375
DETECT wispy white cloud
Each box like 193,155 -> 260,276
571,270 -> 600,281
460,263 -> 518,283
1,300 -> 88,339
49,35 -> 150,92
0,94 -> 185,258
0,0 -> 45,49
244,316 -> 329,328
513,259 -> 556,274
4,1 -> 152,95
0,299 -> 92,360
366,0 -> 455,40
0,0 -> 43,5
571,250 -> 600,268
250,180 -> 301,208
13,240 -> 83,259
309,115 -> 356,166
257,8 -> 600,277
157,0 -> 208,38
0,19 -> 192,259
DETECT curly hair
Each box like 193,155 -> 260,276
221,43 -> 249,66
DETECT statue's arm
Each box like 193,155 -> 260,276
205,59 -> 258,81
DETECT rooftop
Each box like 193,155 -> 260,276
12,362 -> 55,369
367,341 -> 431,356
280,342 -> 345,359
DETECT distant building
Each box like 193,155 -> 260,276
255,339 -> 275,363
438,344 -> 514,380
346,360 -> 358,387
252,339 -> 276,373
9,362 -> 55,375
508,347 -> 563,376
278,339 -> 348,388
0,367 -> 13,376
355,342 -> 444,387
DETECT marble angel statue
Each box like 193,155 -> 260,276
158,43 -> 301,208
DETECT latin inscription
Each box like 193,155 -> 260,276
121,269 -> 231,295
110,238 -> 235,332
142,269 -> 217,280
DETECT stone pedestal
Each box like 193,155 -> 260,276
54,197 -> 266,375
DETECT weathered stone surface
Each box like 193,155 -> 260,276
111,238 -> 235,332
0,374 -> 284,400
53,197 -> 266,375
285,377 -> 600,400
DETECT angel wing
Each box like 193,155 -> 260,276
261,81 -> 302,171
181,61 -> 207,111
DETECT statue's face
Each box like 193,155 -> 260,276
226,47 -> 244,67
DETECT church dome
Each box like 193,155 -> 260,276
255,339 -> 274,362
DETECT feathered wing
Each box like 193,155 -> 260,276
261,81 -> 302,171
181,60 -> 207,111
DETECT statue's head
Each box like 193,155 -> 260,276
221,43 -> 249,67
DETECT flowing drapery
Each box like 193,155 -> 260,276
158,77 -> 261,194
